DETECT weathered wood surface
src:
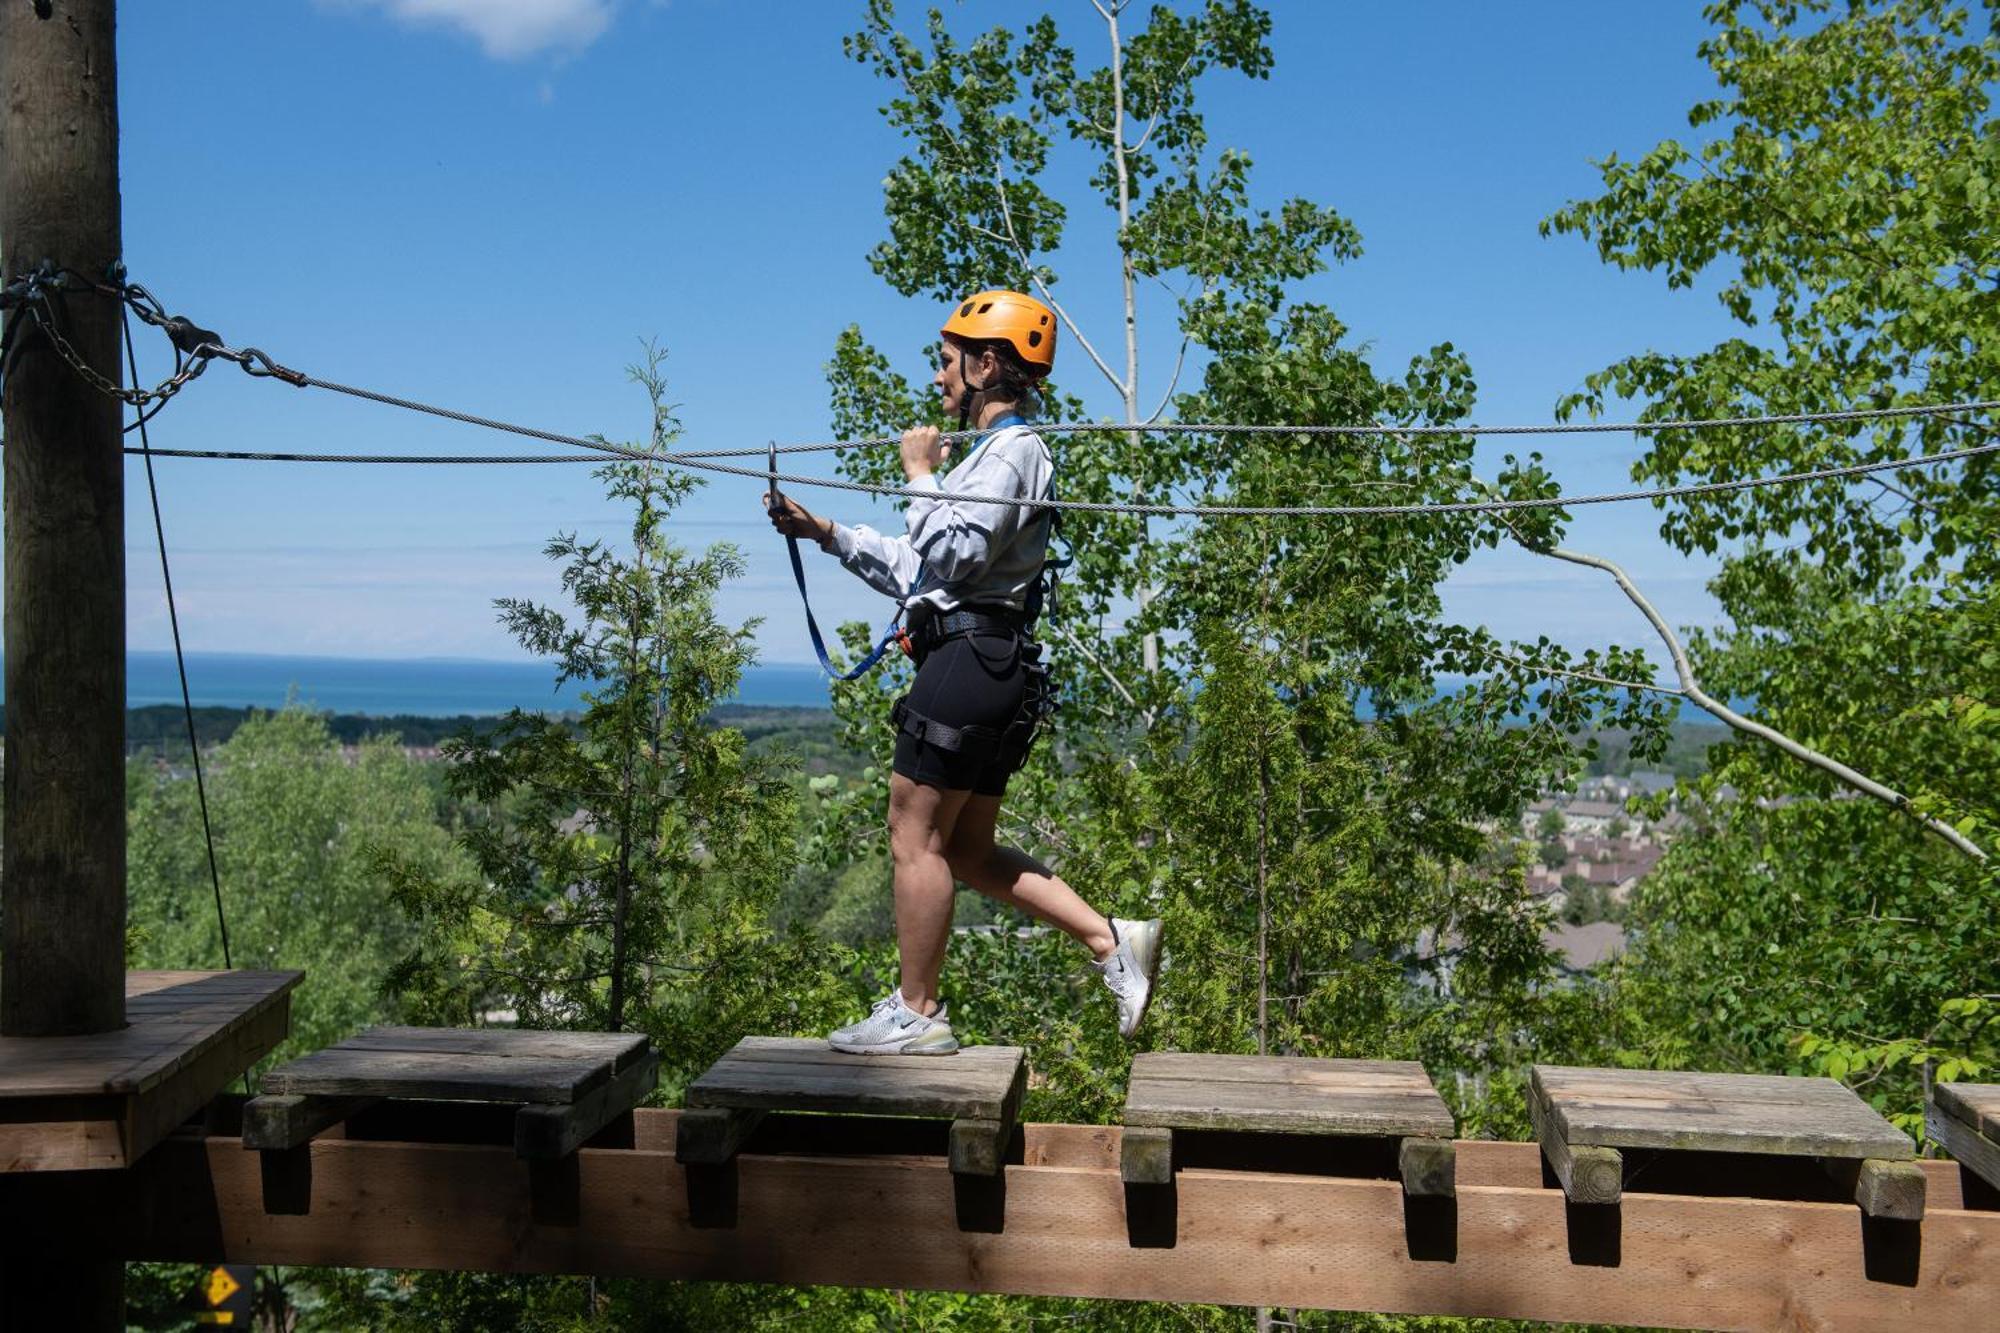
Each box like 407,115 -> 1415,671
516,1050 -> 660,1159
0,972 -> 298,1172
675,1106 -> 768,1166
1532,1065 -> 1912,1159
1124,1052 -> 1454,1137
1529,1084 -> 1624,1205
1928,1096 -> 2000,1194
0,0 -> 128,1048
947,1118 -> 1006,1177
1822,1157 -> 1927,1221
687,1037 -> 1026,1121
260,1026 -> 648,1106
0,972 -> 301,1098
1397,1137 -> 1456,1199
1119,1125 -> 1174,1184
25,1117 -> 1996,1333
339,1027 -> 649,1069
1935,1082 -> 2000,1141
242,1095 -> 379,1152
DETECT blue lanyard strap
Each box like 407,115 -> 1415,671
785,531 -> 905,681
785,414 -> 1029,681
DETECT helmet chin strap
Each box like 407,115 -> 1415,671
956,365 -> 989,430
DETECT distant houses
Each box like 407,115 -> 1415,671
1513,769 -> 1690,971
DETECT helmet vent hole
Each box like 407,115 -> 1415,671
977,302 -> 993,313
1027,330 -> 1043,347
959,302 -> 974,317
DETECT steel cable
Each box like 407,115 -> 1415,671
12,272 -> 1994,519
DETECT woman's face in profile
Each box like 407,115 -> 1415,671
934,339 -> 992,405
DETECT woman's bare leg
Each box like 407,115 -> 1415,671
945,794 -> 1116,958
888,773 -> 972,1016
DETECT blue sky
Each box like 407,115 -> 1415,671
107,1 -> 1744,671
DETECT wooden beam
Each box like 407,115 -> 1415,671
947,1118 -> 1005,1177
1119,1125 -> 1173,1184
1,0 -> 127,1041
243,1094 -> 379,1151
1928,1101 -> 2000,1196
1529,1079 -> 1622,1204
675,1106 -> 766,1165
516,1050 -> 659,1160
1397,1136 -> 1455,1198
1822,1157 -> 1927,1221
15,1115 -> 1994,1333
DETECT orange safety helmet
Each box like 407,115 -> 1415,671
940,289 -> 1057,379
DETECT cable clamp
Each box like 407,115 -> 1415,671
235,347 -> 308,387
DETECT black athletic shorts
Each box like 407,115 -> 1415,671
892,630 -> 1028,797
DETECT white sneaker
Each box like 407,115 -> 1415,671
827,989 -> 960,1055
1096,917 -> 1163,1039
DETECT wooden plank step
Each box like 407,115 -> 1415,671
338,1026 -> 649,1070
1929,1083 -> 2000,1196
1124,1052 -> 1454,1138
1121,1052 -> 1456,1204
1531,1064 -> 1922,1220
687,1038 -> 1026,1122
1934,1082 -> 2000,1141
1532,1065 -> 1913,1159
261,1047 -> 612,1105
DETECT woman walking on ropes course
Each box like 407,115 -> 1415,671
765,289 -> 1163,1055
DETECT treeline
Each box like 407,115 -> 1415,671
104,701 -> 837,755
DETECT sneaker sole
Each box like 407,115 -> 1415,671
827,1035 -> 961,1056
1123,919 -> 1165,1038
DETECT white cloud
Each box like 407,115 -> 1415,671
335,0 -> 618,62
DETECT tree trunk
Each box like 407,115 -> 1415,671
1101,2 -> 1157,676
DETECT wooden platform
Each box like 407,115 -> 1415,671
1531,1065 -> 1923,1218
1927,1082 -> 2000,1202
1121,1052 -> 1457,1200
0,970 -> 301,1172
244,1025 -> 657,1223
679,1037 -> 1027,1180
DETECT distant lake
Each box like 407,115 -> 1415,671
107,651 -> 832,716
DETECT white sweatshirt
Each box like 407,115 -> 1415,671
826,423 -> 1054,616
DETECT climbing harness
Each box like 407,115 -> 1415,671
880,412 -> 1063,775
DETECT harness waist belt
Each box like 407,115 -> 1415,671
907,604 -> 1030,653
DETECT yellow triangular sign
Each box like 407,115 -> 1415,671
204,1266 -> 241,1307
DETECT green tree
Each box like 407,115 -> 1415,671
820,0 -> 1656,1123
377,352 -> 848,1092
1546,0 -> 2000,1127
127,704 -> 461,1062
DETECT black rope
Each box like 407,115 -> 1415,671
122,304 -> 232,971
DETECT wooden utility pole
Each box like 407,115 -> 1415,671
1,0 -> 127,1037
0,0 -> 127,1320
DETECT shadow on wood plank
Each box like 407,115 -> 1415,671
953,1171 -> 1006,1233
1862,1215 -> 1921,1286
1565,1199 -> 1620,1267
1962,1165 -> 2000,1212
685,1159 -> 738,1229
1402,1192 -> 1456,1263
1123,1180 -> 1176,1249
738,1112 -> 1025,1166
1169,1128 -> 1400,1179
